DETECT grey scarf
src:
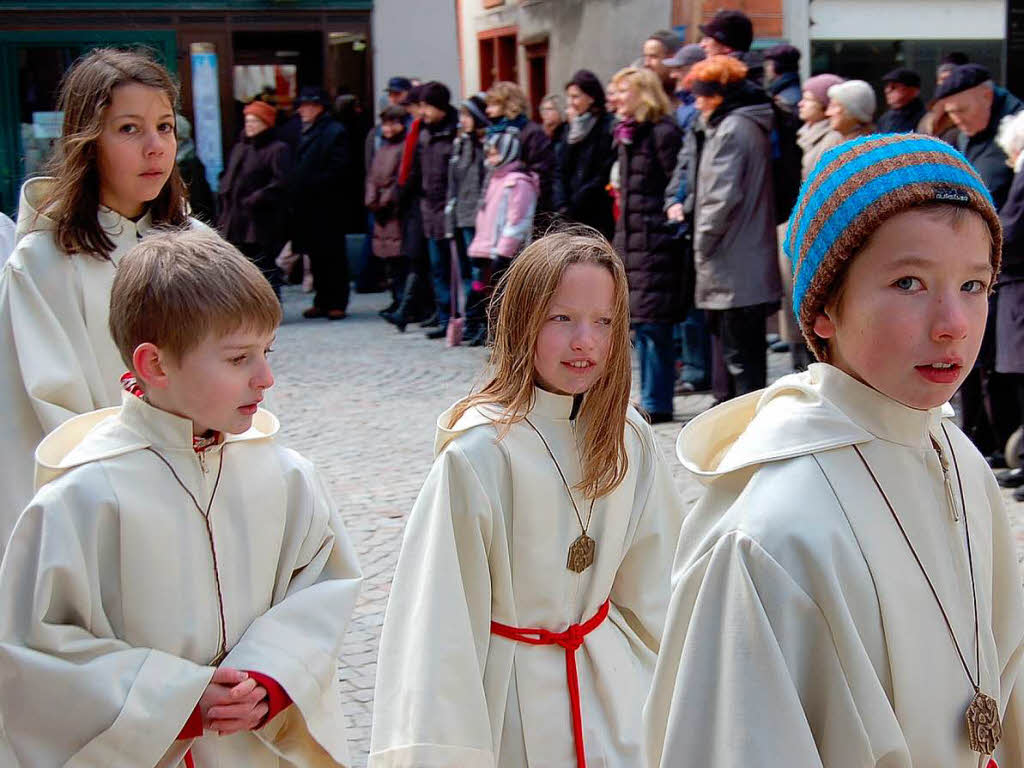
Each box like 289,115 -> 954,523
567,112 -> 597,145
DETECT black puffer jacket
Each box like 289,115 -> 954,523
218,128 -> 291,250
554,112 -> 616,239
612,116 -> 685,324
415,108 -> 458,240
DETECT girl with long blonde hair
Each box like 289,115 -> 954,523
370,229 -> 683,768
0,48 -> 202,555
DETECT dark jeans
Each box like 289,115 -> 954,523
239,241 -> 283,299
706,304 -> 769,401
302,234 -> 349,312
634,322 -> 676,415
678,308 -> 710,386
427,237 -> 471,326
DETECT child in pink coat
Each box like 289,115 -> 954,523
466,131 -> 539,345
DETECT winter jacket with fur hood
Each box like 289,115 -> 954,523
0,178 -> 204,557
646,363 -> 1024,768
468,161 -> 539,260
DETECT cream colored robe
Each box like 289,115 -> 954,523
645,364 -> 1024,767
0,177 -> 204,555
0,393 -> 362,767
369,387 -> 684,767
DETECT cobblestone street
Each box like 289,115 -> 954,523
270,284 -> 1024,767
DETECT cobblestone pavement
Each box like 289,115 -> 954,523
270,284 -> 1024,767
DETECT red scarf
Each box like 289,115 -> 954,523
398,117 -> 422,187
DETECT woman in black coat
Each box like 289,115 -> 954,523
555,70 -> 616,240
611,67 -> 684,423
218,100 -> 292,297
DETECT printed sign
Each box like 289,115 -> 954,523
32,111 -> 63,139
190,43 -> 224,195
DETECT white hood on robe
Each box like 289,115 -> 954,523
14,176 -> 57,242
676,362 -> 954,482
35,392 -> 280,490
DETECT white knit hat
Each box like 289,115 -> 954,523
827,80 -> 876,124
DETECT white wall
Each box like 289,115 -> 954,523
373,0 -> 462,103
809,0 -> 1005,40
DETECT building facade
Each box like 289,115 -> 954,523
458,0 -> 1011,122
0,0 -> 372,215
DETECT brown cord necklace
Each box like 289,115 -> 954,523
524,416 -> 596,573
853,422 -> 1001,763
145,446 -> 230,665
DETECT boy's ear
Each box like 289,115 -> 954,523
132,343 -> 170,389
812,310 -> 837,340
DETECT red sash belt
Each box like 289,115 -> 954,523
490,599 -> 610,768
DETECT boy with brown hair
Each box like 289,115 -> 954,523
0,228 -> 362,767
646,134 -> 1024,767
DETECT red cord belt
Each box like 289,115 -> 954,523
490,599 -> 610,768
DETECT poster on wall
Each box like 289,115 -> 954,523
190,43 -> 223,195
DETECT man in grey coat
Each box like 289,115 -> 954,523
684,64 -> 782,401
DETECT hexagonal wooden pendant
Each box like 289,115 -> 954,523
966,691 -> 1002,756
567,534 -> 595,573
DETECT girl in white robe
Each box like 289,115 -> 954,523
0,48 -> 203,555
369,231 -> 684,767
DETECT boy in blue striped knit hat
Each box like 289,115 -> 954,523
646,133 -> 1023,768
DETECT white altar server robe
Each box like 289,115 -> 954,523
0,392 -> 362,767
370,387 -> 685,767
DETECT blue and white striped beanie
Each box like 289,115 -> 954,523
784,133 -> 1002,360
484,129 -> 522,168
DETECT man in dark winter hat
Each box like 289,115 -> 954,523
699,9 -> 753,55
935,62 -> 1024,466
877,68 -> 925,133
699,9 -> 763,84
936,64 -> 1023,207
289,85 -> 352,319
763,43 -> 801,114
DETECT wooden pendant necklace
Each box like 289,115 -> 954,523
853,423 -> 1002,764
524,416 -> 596,573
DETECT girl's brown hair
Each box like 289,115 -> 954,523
684,55 -> 748,90
610,67 -> 671,123
40,48 -> 188,260
449,230 -> 634,499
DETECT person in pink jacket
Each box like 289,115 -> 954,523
466,131 -> 539,345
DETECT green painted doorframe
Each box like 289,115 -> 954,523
0,30 -> 176,216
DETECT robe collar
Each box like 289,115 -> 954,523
96,206 -> 154,264
120,389 -> 221,452
813,364 -> 948,450
529,386 -> 577,422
